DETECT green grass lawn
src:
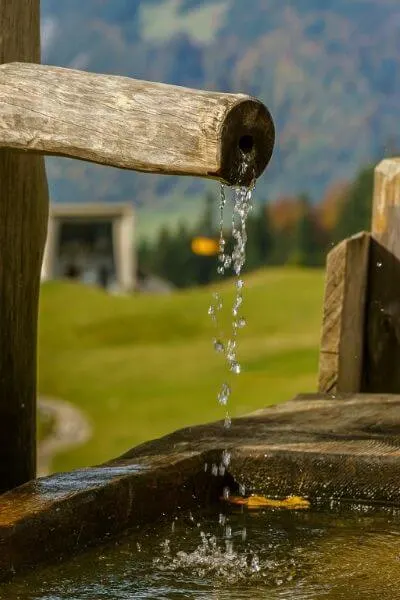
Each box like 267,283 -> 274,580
38,267 -> 325,473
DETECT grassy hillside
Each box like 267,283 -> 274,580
38,268 -> 325,472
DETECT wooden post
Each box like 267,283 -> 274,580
363,158 -> 400,392
318,232 -> 370,394
318,157 -> 400,395
0,63 -> 275,186
0,0 -> 49,492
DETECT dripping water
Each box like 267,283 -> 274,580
207,154 -> 256,552
162,155 -> 256,570
209,157 -> 255,430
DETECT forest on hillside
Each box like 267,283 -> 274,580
138,163 -> 375,287
42,0 -> 399,221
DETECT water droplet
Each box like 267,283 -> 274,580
213,339 -> 225,353
226,340 -> 236,361
241,527 -> 247,541
251,554 -> 260,573
222,449 -> 231,467
237,317 -> 246,328
230,361 -> 241,375
377,261 -> 383,268
225,540 -> 234,555
211,464 -> 218,476
239,483 -> 246,496
204,462 -> 208,472
235,296 -> 243,307
208,305 -> 215,316
217,266 -> 224,275
224,414 -> 232,429
223,487 -> 230,501
161,539 -> 170,555
219,513 -> 226,525
219,464 -> 226,476
217,382 -> 231,405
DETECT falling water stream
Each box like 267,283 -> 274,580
209,155 -> 255,432
164,155 -> 258,573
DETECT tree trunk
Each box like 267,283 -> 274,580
0,0 -> 49,492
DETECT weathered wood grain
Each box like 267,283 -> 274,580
318,232 -> 370,394
363,158 -> 400,392
372,158 -> 400,259
0,62 -> 274,185
0,1 -> 49,492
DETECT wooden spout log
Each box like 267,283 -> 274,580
0,62 -> 275,185
0,0 -> 49,493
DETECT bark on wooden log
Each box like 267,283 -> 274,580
0,0 -> 49,492
318,232 -> 370,394
0,62 -> 275,185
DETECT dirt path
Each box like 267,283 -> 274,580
37,397 -> 92,476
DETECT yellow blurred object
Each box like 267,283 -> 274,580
223,494 -> 310,510
191,236 -> 219,256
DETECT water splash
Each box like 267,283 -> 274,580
154,529 -> 263,582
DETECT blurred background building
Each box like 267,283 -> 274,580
41,203 -> 136,293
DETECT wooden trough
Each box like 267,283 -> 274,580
1,0 -> 400,584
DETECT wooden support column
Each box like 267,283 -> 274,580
0,0 -> 49,492
363,158 -> 400,392
318,158 -> 400,395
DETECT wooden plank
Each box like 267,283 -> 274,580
318,232 -> 370,394
0,1 -> 49,492
372,158 -> 400,258
0,62 -> 275,185
363,158 -> 400,392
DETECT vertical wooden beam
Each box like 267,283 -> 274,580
372,158 -> 400,258
0,0 -> 49,491
363,158 -> 400,393
318,232 -> 370,394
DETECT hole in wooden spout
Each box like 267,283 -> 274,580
238,135 -> 254,154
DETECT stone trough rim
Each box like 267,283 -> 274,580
2,392 -> 400,582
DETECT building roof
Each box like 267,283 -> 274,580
49,202 -> 135,219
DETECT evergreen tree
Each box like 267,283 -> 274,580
288,195 -> 320,266
245,204 -> 273,270
137,238 -> 152,276
197,191 -> 216,236
334,165 -> 374,242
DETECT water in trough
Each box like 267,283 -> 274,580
4,502 -> 400,599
